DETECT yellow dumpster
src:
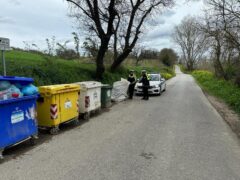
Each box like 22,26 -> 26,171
37,84 -> 80,134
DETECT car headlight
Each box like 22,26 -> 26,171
154,85 -> 159,88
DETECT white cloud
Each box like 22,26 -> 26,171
141,0 -> 205,52
0,16 -> 15,24
0,0 -> 74,48
8,0 -> 21,6
0,0 -> 205,53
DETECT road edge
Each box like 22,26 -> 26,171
202,90 -> 240,138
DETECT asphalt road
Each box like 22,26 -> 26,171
1,66 -> 240,180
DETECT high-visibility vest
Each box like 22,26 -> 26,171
146,73 -> 150,81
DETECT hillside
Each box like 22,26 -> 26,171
0,50 -> 175,86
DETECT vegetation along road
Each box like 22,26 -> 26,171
0,66 -> 240,180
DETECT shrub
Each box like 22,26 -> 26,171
159,48 -> 177,67
161,73 -> 173,80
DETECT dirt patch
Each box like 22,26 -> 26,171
204,91 -> 240,137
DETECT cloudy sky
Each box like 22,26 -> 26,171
0,0 -> 205,52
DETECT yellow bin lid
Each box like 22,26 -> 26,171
39,84 -> 80,96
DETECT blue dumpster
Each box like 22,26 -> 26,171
0,76 -> 38,159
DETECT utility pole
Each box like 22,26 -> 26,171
0,37 -> 10,76
2,50 -> 6,76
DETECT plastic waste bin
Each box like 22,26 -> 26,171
101,84 -> 112,108
74,81 -> 102,120
37,84 -> 80,134
0,76 -> 38,159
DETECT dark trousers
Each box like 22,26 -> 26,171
143,86 -> 149,99
128,84 -> 135,99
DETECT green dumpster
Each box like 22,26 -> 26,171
101,84 -> 112,108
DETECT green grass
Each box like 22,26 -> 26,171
192,70 -> 240,114
179,64 -> 191,74
0,50 -> 175,86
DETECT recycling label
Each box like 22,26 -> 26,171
65,99 -> 72,109
11,109 -> 24,124
94,91 -> 98,99
107,90 -> 111,97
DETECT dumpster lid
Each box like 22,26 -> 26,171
38,84 -> 80,95
101,84 -> 112,88
0,76 -> 34,85
74,81 -> 102,89
0,94 -> 38,105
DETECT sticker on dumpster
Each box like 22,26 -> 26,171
107,90 -> 111,97
94,91 -> 98,99
65,99 -> 72,109
25,105 -> 36,120
11,108 -> 24,124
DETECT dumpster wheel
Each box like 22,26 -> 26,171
0,150 -> 3,160
29,136 -> 38,146
50,126 -> 59,135
96,108 -> 101,114
83,113 -> 90,121
73,118 -> 80,126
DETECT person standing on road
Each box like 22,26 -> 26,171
139,70 -> 150,100
127,70 -> 137,99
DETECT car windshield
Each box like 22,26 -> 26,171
149,74 -> 160,81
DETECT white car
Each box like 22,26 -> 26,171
135,73 -> 166,95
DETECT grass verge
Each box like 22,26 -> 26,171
0,50 -> 175,86
192,70 -> 240,114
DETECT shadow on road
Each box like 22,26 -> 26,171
1,111 -> 106,163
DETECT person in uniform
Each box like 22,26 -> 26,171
139,70 -> 150,100
127,70 -> 137,99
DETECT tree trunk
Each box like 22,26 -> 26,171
186,60 -> 193,71
213,59 -> 225,79
111,48 -> 132,71
235,58 -> 240,86
113,32 -> 118,62
214,45 -> 226,79
235,70 -> 240,87
95,39 -> 109,80
186,62 -> 190,71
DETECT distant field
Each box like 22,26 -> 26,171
0,50 -> 175,86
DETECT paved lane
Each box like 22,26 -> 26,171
1,66 -> 240,180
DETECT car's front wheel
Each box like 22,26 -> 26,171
163,84 -> 166,91
158,87 -> 162,96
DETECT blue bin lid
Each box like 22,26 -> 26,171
0,94 -> 38,105
0,76 -> 34,85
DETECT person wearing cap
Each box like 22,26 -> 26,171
127,70 -> 137,99
139,70 -> 150,100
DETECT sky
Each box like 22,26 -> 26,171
0,0 -> 205,53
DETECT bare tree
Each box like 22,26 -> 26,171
72,32 -> 80,58
173,17 -> 207,71
131,45 -> 145,66
67,0 -> 118,79
67,0 -> 174,78
197,14 -> 226,78
205,0 -> 240,84
45,36 -> 56,56
110,0 -> 174,71
82,37 -> 99,59
206,0 -> 240,50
